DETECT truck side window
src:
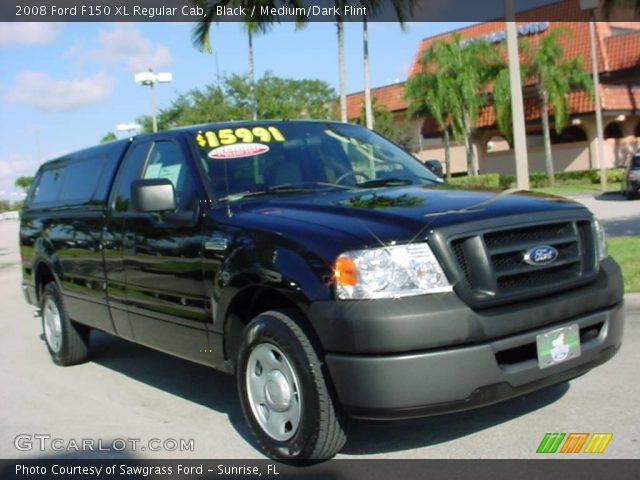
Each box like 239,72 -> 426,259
30,168 -> 62,205
143,141 -> 198,212
113,143 -> 149,212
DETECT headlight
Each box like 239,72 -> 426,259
334,243 -> 451,300
593,219 -> 608,262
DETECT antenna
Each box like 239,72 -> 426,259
224,156 -> 232,218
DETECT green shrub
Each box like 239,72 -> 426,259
447,168 -> 623,190
499,175 -> 516,189
448,173 -> 500,189
593,168 -> 624,184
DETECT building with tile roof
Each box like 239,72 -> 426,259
346,0 -> 640,176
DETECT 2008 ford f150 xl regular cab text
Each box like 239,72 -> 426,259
20,121 -> 624,460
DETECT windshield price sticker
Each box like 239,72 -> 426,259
196,126 -> 286,149
208,143 -> 270,160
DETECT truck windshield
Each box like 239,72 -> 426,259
191,122 -> 440,202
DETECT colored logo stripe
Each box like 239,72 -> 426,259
584,433 -> 613,454
560,433 -> 589,453
537,433 -> 613,454
536,433 -> 565,453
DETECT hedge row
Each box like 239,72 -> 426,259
448,168 -> 624,189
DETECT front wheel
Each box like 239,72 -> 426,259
236,310 -> 347,460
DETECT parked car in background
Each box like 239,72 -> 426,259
424,159 -> 444,178
622,154 -> 640,200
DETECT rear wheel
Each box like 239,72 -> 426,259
237,310 -> 347,460
41,282 -> 90,366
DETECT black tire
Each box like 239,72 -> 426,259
236,309 -> 347,460
41,282 -> 90,366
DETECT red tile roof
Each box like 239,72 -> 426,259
601,84 -> 640,111
346,82 -> 408,120
410,19 -> 606,78
432,85 -> 640,135
349,0 -> 640,129
605,31 -> 640,71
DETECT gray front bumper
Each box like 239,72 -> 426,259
326,301 -> 624,419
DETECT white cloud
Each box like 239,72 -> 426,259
0,153 -> 40,196
0,23 -> 59,47
69,24 -> 172,72
3,71 -> 116,111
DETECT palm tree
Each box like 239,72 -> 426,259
336,2 -> 347,122
406,65 -> 460,181
244,20 -> 262,121
354,96 -> 413,147
410,34 -> 497,176
192,1 -> 305,121
527,29 -> 592,185
362,16 -> 373,128
491,40 -> 525,144
361,1 -> 416,129
333,1 -> 415,124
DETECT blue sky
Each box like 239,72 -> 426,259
0,21 -> 475,199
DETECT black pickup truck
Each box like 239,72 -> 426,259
20,120 -> 624,460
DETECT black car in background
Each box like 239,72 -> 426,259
622,154 -> 640,199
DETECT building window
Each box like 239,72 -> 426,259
604,122 -> 624,139
554,126 -> 588,144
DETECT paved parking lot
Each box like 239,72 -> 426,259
569,192 -> 640,236
0,209 -> 638,460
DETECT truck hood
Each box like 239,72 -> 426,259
228,185 -> 588,247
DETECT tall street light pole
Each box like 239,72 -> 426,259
134,69 -> 173,133
505,0 -> 530,190
580,0 -> 607,192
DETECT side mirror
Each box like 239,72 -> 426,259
131,178 -> 176,213
424,159 -> 444,179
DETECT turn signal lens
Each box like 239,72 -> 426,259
334,256 -> 357,286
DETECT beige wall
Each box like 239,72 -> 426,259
412,114 -> 640,175
415,143 -> 468,174
482,142 -> 592,175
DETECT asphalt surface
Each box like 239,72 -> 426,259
569,192 -> 640,237
0,203 -> 638,459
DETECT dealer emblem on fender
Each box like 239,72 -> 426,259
523,245 -> 559,266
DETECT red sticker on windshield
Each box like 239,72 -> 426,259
208,143 -> 269,159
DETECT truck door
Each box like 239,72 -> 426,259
104,140 -> 151,341
107,136 -> 211,363
121,137 -> 212,361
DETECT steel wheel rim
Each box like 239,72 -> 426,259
43,298 -> 62,353
246,343 -> 301,442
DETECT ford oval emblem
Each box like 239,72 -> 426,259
524,245 -> 559,266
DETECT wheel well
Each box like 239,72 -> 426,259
35,262 -> 56,303
223,287 -> 308,370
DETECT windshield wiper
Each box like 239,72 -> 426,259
357,176 -> 442,189
218,182 -> 350,202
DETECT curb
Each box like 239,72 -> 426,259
624,293 -> 640,312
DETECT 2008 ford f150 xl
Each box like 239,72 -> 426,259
20,120 -> 624,460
